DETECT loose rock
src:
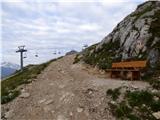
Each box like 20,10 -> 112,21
5,110 -> 13,118
153,111 -> 160,119
38,99 -> 46,104
20,92 -> 30,98
77,107 -> 83,113
45,99 -> 54,105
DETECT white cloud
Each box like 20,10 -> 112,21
1,0 -> 146,65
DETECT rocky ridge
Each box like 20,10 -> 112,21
76,1 -> 160,72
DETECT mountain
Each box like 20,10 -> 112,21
1,62 -> 20,79
66,50 -> 78,55
75,1 -> 160,74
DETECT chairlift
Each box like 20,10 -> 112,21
23,52 -> 27,58
35,52 -> 38,57
53,51 -> 57,55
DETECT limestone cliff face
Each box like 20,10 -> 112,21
76,1 -> 160,71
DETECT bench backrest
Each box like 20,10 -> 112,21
112,60 -> 147,69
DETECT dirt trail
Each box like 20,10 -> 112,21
2,55 -> 149,120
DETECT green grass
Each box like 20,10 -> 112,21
126,90 -> 153,107
1,57 -> 62,104
106,87 -> 121,100
108,87 -> 160,120
149,80 -> 160,90
82,40 -> 121,69
115,101 -> 132,118
73,54 -> 81,64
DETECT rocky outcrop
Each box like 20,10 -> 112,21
66,50 -> 78,55
76,1 -> 160,71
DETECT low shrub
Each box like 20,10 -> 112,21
126,90 -> 153,107
150,80 -> 160,90
73,54 -> 81,64
106,87 -> 121,100
115,101 -> 132,118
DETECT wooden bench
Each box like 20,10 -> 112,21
107,60 -> 147,80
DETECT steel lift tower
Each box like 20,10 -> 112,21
16,45 -> 27,71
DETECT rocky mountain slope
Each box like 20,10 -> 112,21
2,55 -> 153,120
75,1 -> 160,74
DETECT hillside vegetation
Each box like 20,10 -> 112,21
75,1 -> 160,75
1,57 -> 62,104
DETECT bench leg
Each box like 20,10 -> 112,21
111,72 -> 112,78
131,72 -> 133,81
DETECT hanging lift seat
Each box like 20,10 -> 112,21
107,60 -> 147,80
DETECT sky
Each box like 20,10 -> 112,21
1,0 -> 146,66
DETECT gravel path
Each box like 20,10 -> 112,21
2,55 -> 149,120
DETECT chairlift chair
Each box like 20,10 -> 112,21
35,52 -> 38,57
23,52 -> 27,58
53,51 -> 56,55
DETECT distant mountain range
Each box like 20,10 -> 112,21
1,62 -> 20,79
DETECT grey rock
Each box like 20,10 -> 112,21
45,99 -> 54,105
110,101 -> 116,105
80,1 -> 160,68
20,92 -> 30,98
77,107 -> 83,113
5,110 -> 13,118
153,111 -> 160,119
38,99 -> 46,104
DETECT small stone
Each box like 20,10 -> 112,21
153,111 -> 160,119
86,88 -> 94,95
69,112 -> 73,116
20,92 -> 30,98
57,115 -> 66,120
77,107 -> 83,113
21,89 -> 25,93
49,83 -> 54,86
61,70 -> 65,74
38,99 -> 46,104
153,96 -> 159,101
110,101 -> 116,105
8,92 -> 13,97
5,110 -> 13,118
45,99 -> 54,105
142,104 -> 146,107
151,89 -> 158,93
51,110 -> 55,113
43,106 -> 51,112
131,85 -> 138,89
89,91 -> 92,95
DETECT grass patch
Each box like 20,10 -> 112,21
82,40 -> 121,69
106,87 -> 121,100
73,54 -> 81,64
126,90 -> 153,107
108,87 -> 160,120
149,80 -> 160,90
115,101 -> 132,118
1,57 -> 62,104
